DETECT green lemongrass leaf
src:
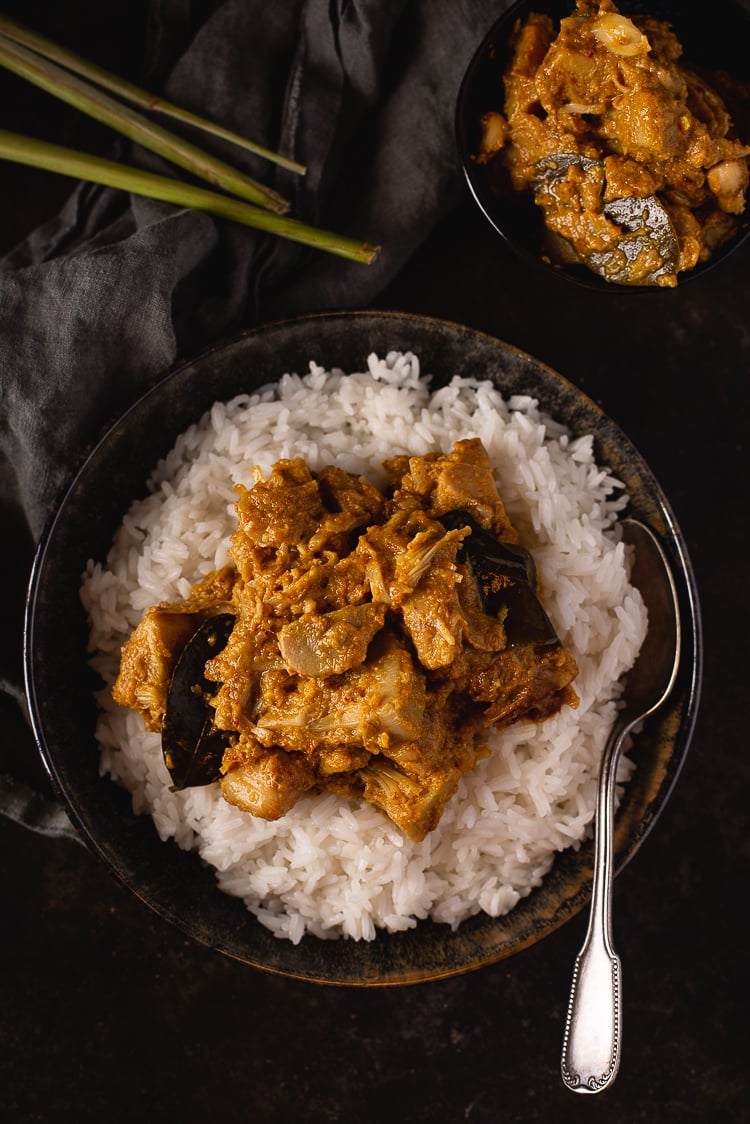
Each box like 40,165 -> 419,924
0,35 -> 291,214
0,129 -> 380,264
0,14 -> 306,176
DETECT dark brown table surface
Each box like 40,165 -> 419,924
2,3 -> 748,1122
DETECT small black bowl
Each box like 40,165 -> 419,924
455,0 -> 750,292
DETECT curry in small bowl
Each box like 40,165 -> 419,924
456,0 -> 750,289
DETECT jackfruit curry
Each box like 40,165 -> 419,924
476,0 -> 750,286
114,439 -> 578,842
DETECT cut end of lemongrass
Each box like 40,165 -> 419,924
360,243 -> 381,265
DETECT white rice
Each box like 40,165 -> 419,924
80,351 -> 647,944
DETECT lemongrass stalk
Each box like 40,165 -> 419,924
0,36 -> 291,214
0,129 -> 380,264
0,14 -> 305,176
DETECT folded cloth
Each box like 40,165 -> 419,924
0,0 -> 504,831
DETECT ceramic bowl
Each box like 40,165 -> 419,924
24,310 -> 701,984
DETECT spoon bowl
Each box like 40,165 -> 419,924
561,519 -> 681,1092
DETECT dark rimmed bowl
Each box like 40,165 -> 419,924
455,0 -> 750,293
24,310 -> 702,985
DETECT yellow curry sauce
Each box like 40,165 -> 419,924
477,0 -> 750,285
113,439 -> 578,842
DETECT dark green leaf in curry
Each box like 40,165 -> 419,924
440,509 -> 559,648
162,612 -> 235,790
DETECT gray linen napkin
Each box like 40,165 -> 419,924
0,0 -> 504,835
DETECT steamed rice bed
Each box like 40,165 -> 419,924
81,352 -> 647,944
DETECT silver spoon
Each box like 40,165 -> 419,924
561,518 -> 681,1094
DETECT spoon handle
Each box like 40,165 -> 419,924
561,722 -> 626,1093
561,934 -> 621,1092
